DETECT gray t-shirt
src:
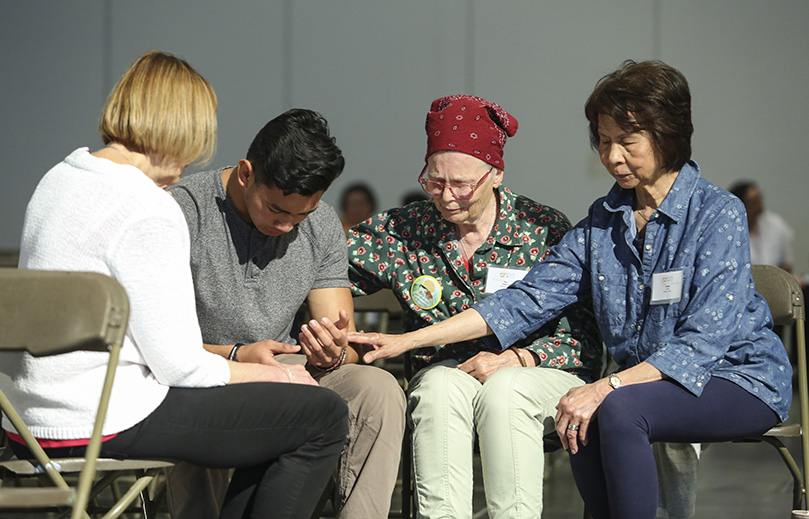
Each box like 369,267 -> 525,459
169,168 -> 349,345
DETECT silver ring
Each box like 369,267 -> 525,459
567,424 -> 580,431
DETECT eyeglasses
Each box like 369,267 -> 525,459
417,165 -> 493,200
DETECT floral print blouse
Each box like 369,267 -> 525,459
347,186 -> 603,379
475,163 -> 792,421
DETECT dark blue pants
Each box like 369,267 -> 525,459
568,377 -> 778,519
15,383 -> 348,519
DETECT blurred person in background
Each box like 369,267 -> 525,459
729,180 -> 794,272
340,182 -> 377,235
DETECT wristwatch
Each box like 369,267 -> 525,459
608,373 -> 623,390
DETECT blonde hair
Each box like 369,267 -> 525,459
99,51 -> 217,166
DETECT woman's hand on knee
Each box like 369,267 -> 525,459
457,350 -> 520,383
554,380 -> 612,454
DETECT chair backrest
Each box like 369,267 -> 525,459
0,269 -> 129,356
352,289 -> 403,315
0,268 -> 130,519
752,264 -> 805,326
352,289 -> 404,336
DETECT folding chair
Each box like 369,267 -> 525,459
0,268 -> 173,518
736,264 -> 808,509
351,290 -> 411,518
353,289 -> 404,336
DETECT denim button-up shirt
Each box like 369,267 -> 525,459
475,162 -> 792,421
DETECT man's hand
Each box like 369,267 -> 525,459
235,340 -> 301,365
457,349 -> 525,383
299,309 -> 350,368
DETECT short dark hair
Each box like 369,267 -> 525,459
340,182 -> 377,213
402,190 -> 429,206
246,109 -> 345,196
728,181 -> 757,202
585,60 -> 693,172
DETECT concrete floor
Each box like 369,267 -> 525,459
378,436 -> 799,519
0,395 -> 801,519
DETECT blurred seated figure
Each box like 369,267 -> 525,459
729,180 -> 794,272
340,182 -> 377,235
401,189 -> 429,206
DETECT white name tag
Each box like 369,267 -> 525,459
651,270 -> 683,305
484,267 -> 529,293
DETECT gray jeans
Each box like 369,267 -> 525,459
654,442 -> 701,519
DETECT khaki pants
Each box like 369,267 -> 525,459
654,442 -> 701,519
408,360 -> 584,519
167,360 -> 406,519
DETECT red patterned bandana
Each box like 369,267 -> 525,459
425,95 -> 518,169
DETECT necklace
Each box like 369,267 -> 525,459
458,239 -> 471,260
636,209 -> 650,222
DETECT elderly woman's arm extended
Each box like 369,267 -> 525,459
352,308 -> 492,363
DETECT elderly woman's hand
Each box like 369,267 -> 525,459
458,349 -> 528,383
554,379 -> 613,454
350,332 -> 418,363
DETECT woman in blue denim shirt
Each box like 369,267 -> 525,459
354,60 -> 792,519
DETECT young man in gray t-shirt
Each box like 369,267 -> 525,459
167,109 -> 405,519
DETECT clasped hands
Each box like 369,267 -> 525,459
235,309 -> 351,385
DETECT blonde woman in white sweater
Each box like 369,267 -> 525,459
2,51 -> 347,519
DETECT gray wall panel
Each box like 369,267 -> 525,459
1,1 -> 807,273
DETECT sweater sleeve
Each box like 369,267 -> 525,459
107,202 -> 230,387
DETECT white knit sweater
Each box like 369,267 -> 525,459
1,148 -> 230,439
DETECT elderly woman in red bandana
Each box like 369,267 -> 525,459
346,95 -> 602,518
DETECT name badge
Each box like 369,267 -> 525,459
484,267 -> 529,294
650,270 -> 683,305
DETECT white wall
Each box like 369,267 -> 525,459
2,0 -> 807,273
